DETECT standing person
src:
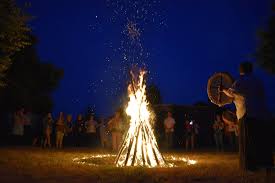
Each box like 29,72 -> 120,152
226,122 -> 237,151
74,114 -> 85,146
65,114 -> 73,146
12,108 -> 25,145
163,112 -> 176,149
32,114 -> 43,147
99,118 -> 108,148
43,113 -> 53,148
85,115 -> 98,147
56,112 -> 65,149
192,120 -> 199,149
222,62 -> 273,177
23,109 -> 32,145
184,119 -> 193,151
213,115 -> 224,152
108,112 -> 123,152
223,111 -> 239,151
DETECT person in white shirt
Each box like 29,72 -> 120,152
164,112 -> 176,149
85,115 -> 98,147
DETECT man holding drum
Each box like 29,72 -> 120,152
221,62 -> 273,177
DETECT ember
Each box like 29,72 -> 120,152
126,21 -> 141,41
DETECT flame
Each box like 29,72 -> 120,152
115,70 -> 166,167
126,71 -> 150,136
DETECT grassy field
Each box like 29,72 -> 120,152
0,147 -> 273,183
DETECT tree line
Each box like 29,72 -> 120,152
0,0 -> 63,114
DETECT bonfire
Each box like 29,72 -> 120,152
115,70 -> 166,167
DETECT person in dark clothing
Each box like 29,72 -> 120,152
23,110 -> 32,145
32,114 -> 43,147
222,62 -> 273,181
74,114 -> 85,146
213,114 -> 224,152
64,114 -> 74,146
184,119 -> 195,151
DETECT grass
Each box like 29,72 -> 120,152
0,147 -> 273,183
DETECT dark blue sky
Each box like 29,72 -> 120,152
23,0 -> 275,117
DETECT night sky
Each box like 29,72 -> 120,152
23,0 -> 275,117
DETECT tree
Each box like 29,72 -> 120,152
0,40 -> 63,113
0,0 -> 31,86
146,84 -> 162,105
255,4 -> 275,74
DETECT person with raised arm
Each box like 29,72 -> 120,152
222,62 -> 273,181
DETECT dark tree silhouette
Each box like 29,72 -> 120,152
255,4 -> 275,74
0,39 -> 63,113
0,0 -> 31,85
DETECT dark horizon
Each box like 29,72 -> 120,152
22,0 -> 275,117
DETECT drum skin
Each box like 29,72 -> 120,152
207,72 -> 234,106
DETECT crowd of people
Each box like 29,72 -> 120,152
162,111 -> 240,152
10,108 -> 125,151
10,107 -> 242,152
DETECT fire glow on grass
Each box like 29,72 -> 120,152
115,70 -> 166,167
72,154 -> 197,167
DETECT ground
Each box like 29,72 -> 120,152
0,147 -> 273,183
